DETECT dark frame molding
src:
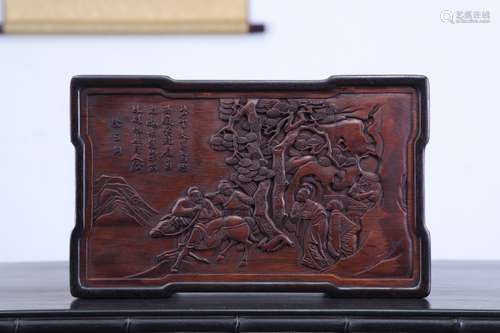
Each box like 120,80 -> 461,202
70,75 -> 430,298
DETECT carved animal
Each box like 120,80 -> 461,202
151,215 -> 256,268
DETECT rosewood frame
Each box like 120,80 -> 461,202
70,75 -> 430,298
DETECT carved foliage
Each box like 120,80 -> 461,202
207,98 -> 384,271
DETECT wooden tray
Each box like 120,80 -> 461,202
70,76 -> 430,298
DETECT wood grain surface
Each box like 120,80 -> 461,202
70,76 -> 430,297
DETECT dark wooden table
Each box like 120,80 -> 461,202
0,261 -> 499,332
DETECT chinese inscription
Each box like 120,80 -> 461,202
160,106 -> 175,172
109,117 -> 123,157
108,103 -> 190,173
146,107 -> 159,173
178,105 -> 190,173
130,105 -> 145,172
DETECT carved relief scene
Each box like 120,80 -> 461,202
81,87 -> 421,288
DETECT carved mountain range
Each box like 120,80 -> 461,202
93,175 -> 159,227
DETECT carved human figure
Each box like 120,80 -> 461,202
289,184 -> 330,270
331,138 -> 357,168
327,200 -> 361,258
207,180 -> 257,234
170,186 -> 221,272
347,165 -> 382,208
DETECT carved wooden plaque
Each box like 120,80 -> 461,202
70,76 -> 430,298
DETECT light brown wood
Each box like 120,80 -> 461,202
4,0 -> 249,34
4,22 -> 250,34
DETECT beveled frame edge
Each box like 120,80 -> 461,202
70,75 -> 430,298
